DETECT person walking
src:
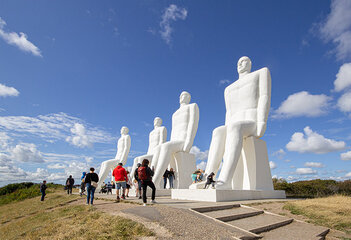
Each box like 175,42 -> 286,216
112,163 -> 128,202
138,159 -> 156,206
85,168 -> 99,205
163,169 -> 169,189
40,180 -> 47,201
80,172 -> 86,196
66,175 -> 75,194
134,163 -> 142,199
107,182 -> 113,195
204,172 -> 215,189
168,168 -> 175,189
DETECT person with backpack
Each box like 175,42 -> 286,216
138,159 -> 156,206
40,180 -> 47,201
85,167 -> 99,205
66,175 -> 75,194
112,162 -> 128,202
134,163 -> 142,199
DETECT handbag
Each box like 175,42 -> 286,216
91,181 -> 98,188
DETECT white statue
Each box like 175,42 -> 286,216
151,91 -> 199,187
98,126 -> 131,188
204,56 -> 271,190
130,117 -> 167,181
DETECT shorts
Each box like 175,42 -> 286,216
126,184 -> 130,189
116,182 -> 126,190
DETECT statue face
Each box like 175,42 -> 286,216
179,91 -> 191,105
120,126 -> 129,135
154,117 -> 162,127
237,56 -> 252,74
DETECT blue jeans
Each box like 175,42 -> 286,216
86,183 -> 96,204
41,191 -> 46,201
168,176 -> 174,189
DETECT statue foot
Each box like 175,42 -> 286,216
215,181 -> 232,190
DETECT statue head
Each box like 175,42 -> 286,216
120,126 -> 129,135
179,91 -> 191,105
154,117 -> 162,127
237,56 -> 252,74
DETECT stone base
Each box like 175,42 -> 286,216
171,189 -> 286,202
115,188 -> 171,197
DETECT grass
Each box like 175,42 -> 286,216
283,195 -> 351,233
0,190 -> 154,239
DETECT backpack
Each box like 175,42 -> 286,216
138,167 -> 147,181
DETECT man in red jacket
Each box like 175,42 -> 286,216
112,162 -> 128,201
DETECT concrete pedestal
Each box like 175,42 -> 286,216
119,188 -> 171,197
171,189 -> 286,202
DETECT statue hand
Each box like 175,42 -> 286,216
256,122 -> 267,138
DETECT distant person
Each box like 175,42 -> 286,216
204,172 -> 215,189
85,167 -> 99,205
163,169 -> 169,189
40,180 -> 47,201
112,181 -> 116,189
134,163 -> 142,199
168,168 -> 175,189
107,182 -> 113,195
112,162 -> 128,202
125,171 -> 132,197
191,171 -> 199,184
80,172 -> 86,196
196,169 -> 204,182
66,175 -> 75,194
139,159 -> 156,206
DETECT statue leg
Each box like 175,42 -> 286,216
98,159 -> 118,188
216,122 -> 256,190
153,141 -> 184,187
151,146 -> 161,169
130,157 -> 140,182
205,126 -> 227,176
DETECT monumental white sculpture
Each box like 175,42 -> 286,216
151,91 -> 199,188
193,56 -> 273,191
130,117 -> 167,181
97,126 -> 131,188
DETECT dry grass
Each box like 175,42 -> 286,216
0,190 -> 154,239
284,195 -> 351,233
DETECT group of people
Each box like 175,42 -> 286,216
191,169 -> 216,189
162,168 -> 175,189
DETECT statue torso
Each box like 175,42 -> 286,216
115,135 -> 129,159
148,127 -> 166,154
170,104 -> 191,141
224,70 -> 261,125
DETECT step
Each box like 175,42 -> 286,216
227,213 -> 293,234
203,207 -> 264,221
261,220 -> 330,240
191,204 -> 240,213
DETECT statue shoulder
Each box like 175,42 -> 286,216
256,67 -> 270,76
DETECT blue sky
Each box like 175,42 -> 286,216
0,0 -> 351,186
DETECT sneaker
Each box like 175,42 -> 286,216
121,194 -> 126,200
138,196 -> 142,199
143,203 -> 147,206
116,197 -> 120,202
151,200 -> 157,204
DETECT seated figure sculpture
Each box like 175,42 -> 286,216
97,126 -> 131,188
151,91 -> 199,188
202,56 -> 271,190
130,117 -> 167,182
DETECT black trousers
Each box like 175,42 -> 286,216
67,186 -> 72,194
41,191 -> 46,201
141,180 -> 156,203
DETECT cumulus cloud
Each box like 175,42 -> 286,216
337,91 -> 351,113
304,162 -> 325,168
66,123 -> 92,148
334,63 -> 351,92
274,91 -> 331,118
196,161 -> 207,170
272,149 -> 285,159
0,83 -> 19,97
296,168 -> 317,175
319,0 -> 351,60
286,126 -> 346,154
10,143 -> 44,163
160,4 -> 187,45
346,172 -> 351,177
341,151 -> 351,160
0,17 -> 42,57
47,163 -> 66,169
269,161 -> 277,169
190,146 -> 209,161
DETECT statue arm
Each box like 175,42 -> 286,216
256,67 -> 271,137
183,103 -> 200,152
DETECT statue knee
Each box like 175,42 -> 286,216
228,122 -> 243,134
212,126 -> 227,138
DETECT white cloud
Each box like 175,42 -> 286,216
196,161 -> 207,170
159,4 -> 187,45
319,0 -> 351,60
190,146 -> 209,161
334,63 -> 351,92
0,83 -> 19,97
296,168 -> 317,175
274,91 -> 331,118
47,163 -> 66,169
10,143 -> 44,163
287,176 -> 299,181
337,91 -> 351,112
286,126 -> 346,154
304,162 -> 325,168
269,161 -> 277,169
219,79 -> 231,86
0,17 -> 42,57
66,123 -> 92,148
346,172 -> 351,177
341,151 -> 351,161
272,149 -> 285,159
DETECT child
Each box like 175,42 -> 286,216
204,172 -> 215,189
